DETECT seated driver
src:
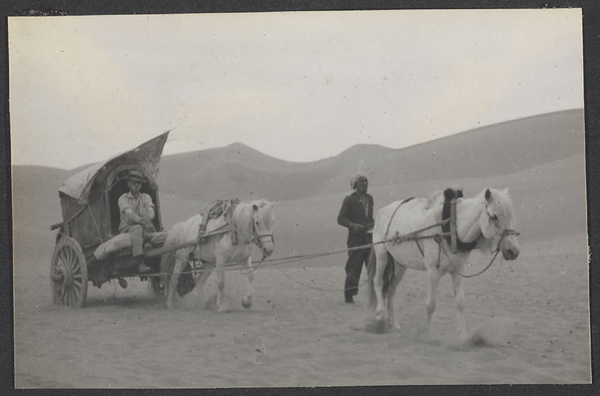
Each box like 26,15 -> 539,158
118,170 -> 156,272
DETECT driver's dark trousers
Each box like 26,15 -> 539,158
344,246 -> 372,301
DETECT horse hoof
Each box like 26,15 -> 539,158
366,317 -> 389,334
242,297 -> 252,309
217,302 -> 229,313
374,310 -> 386,324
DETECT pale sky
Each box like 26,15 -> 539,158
9,9 -> 583,170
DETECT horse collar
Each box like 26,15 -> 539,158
441,189 -> 478,252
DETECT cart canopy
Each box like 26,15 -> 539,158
58,132 -> 169,205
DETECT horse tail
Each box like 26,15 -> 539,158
382,252 -> 395,297
367,249 -> 395,308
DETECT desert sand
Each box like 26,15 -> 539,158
13,179 -> 591,388
13,235 -> 590,388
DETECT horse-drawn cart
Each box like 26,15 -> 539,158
50,132 -> 171,307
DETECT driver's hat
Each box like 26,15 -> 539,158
127,170 -> 144,183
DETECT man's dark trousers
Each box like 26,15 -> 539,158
344,246 -> 371,300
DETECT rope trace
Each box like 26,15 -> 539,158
144,228 -> 439,278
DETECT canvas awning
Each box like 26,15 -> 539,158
58,131 -> 170,205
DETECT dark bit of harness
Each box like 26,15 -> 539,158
441,188 -> 478,252
384,188 -> 477,257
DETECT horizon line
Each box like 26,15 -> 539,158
11,107 -> 584,171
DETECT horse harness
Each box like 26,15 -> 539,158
383,188 -> 519,276
383,193 -> 455,255
190,199 -> 273,270
197,198 -> 270,244
197,198 -> 240,245
441,189 -> 477,252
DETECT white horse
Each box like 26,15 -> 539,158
160,200 -> 275,311
367,188 -> 520,339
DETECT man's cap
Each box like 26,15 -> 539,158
127,170 -> 144,182
350,173 -> 368,189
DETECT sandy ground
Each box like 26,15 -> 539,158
13,231 -> 590,388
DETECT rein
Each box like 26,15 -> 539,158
457,229 -> 520,278
157,195 -> 519,284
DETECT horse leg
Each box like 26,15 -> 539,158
450,271 -> 468,340
386,262 -> 407,331
189,262 -> 213,310
166,254 -> 186,310
372,247 -> 390,324
424,268 -> 442,336
241,256 -> 254,309
158,251 -> 175,298
215,258 -> 229,313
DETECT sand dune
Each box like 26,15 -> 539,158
156,109 -> 584,202
12,109 -> 590,387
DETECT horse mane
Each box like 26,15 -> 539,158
476,187 -> 515,223
424,190 -> 446,211
488,188 -> 515,225
232,199 -> 273,244
398,188 -> 459,213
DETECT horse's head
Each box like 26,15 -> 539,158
479,188 -> 520,260
251,200 -> 276,257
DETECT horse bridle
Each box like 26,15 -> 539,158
486,208 -> 520,252
494,228 -> 520,252
252,212 -> 274,250
456,227 -> 520,278
254,232 -> 274,248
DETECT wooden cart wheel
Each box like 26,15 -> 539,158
50,236 -> 88,307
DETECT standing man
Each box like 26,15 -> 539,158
337,173 -> 375,303
118,170 -> 156,273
